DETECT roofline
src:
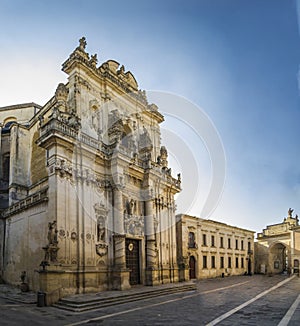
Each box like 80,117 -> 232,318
176,213 -> 256,234
0,102 -> 42,111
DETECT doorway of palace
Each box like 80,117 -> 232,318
269,243 -> 287,273
247,258 -> 252,275
125,239 -> 141,285
189,256 -> 196,279
294,259 -> 299,275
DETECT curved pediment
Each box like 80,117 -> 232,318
125,71 -> 138,89
106,60 -> 120,74
101,60 -> 139,90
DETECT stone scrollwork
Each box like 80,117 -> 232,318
59,229 -> 66,238
55,83 -> 69,110
54,158 -> 73,177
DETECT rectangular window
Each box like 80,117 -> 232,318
235,239 -> 239,250
211,235 -> 215,247
220,256 -> 224,268
220,237 -> 224,248
211,256 -> 216,268
241,257 -> 244,268
228,257 -> 232,268
241,240 -> 244,250
236,257 -> 239,268
228,238 -> 231,249
203,234 -> 207,246
203,255 -> 207,268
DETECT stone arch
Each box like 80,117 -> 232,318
3,116 -> 17,126
268,242 -> 288,274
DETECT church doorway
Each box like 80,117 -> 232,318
125,239 -> 141,285
189,256 -> 196,279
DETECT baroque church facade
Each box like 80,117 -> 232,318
0,38 -> 181,304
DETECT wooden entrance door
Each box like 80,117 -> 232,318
189,256 -> 196,279
126,239 -> 140,285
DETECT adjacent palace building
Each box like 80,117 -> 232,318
176,214 -> 254,280
4,38 -> 298,305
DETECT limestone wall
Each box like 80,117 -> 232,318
3,201 -> 48,291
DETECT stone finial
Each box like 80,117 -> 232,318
55,83 -> 68,102
78,37 -> 87,51
160,146 -> 168,158
160,146 -> 168,168
117,65 -> 125,75
90,53 -> 98,66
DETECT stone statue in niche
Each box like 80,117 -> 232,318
129,199 -> 136,216
94,202 -> 108,258
97,216 -> 106,242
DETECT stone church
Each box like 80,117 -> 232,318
0,38 -> 181,304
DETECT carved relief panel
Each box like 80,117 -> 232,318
123,198 -> 144,237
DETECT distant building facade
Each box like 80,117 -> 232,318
0,38 -> 181,304
255,208 -> 300,275
176,214 -> 255,280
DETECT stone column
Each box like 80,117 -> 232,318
112,187 -> 130,290
113,188 -> 126,267
145,199 -> 159,285
145,199 -> 156,266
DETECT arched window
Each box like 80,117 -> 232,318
1,121 -> 16,134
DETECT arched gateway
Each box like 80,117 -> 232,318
256,208 -> 300,275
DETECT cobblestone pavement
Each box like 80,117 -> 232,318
1,274 -> 300,325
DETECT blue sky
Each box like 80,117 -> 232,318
1,0 -> 300,233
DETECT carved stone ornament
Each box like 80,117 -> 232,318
71,232 -> 77,240
95,242 -> 108,257
124,214 -> 144,236
55,83 -> 69,103
128,242 -> 134,251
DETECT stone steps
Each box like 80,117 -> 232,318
53,282 -> 196,312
